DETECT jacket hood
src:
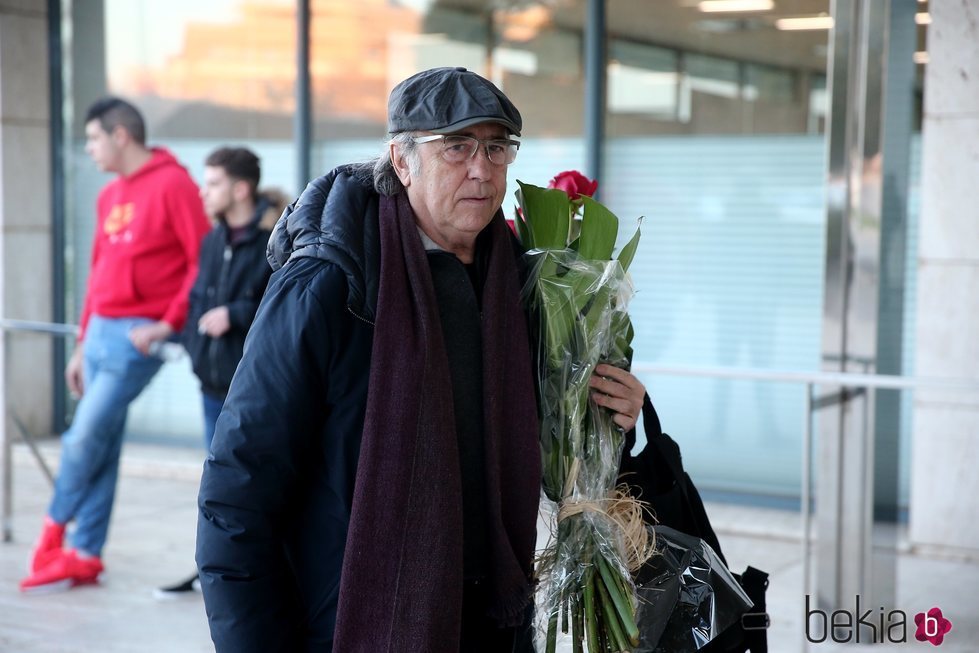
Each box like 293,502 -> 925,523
126,147 -> 185,181
267,164 -> 381,321
216,191 -> 287,232
258,189 -> 289,230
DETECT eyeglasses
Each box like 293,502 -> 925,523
412,134 -> 520,166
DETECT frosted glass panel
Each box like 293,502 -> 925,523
69,124 -> 920,499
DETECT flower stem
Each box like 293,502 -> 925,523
545,601 -> 559,653
597,554 -> 640,646
584,568 -> 599,653
595,572 -> 629,652
562,589 -> 570,634
572,593 -> 584,653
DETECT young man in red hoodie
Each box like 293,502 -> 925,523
20,97 -> 211,592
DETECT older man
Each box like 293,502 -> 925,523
196,67 -> 644,652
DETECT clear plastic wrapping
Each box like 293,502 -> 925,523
523,248 -> 647,653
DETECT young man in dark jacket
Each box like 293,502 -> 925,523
156,147 -> 282,598
185,147 -> 281,448
196,68 -> 646,651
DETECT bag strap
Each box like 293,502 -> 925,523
642,393 -> 728,563
738,566 -> 770,652
641,392 -> 663,438
642,394 -> 685,497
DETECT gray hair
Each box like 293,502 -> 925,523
350,132 -> 422,197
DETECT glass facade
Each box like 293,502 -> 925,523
62,0 -> 300,444
57,0 -> 924,503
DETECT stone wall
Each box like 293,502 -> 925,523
0,0 -> 54,437
910,0 -> 979,554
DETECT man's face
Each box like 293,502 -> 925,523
200,166 -> 236,218
84,120 -> 121,173
401,122 -> 510,253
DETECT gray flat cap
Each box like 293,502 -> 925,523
387,67 -> 522,137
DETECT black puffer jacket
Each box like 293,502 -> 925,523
197,166 -> 380,653
197,165 -> 534,652
183,196 -> 281,397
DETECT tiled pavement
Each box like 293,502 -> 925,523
1,440 -> 976,652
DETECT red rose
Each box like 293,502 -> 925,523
547,170 -> 598,201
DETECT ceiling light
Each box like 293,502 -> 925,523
698,0 -> 774,12
915,12 -> 931,25
913,51 -> 929,64
696,19 -> 748,33
775,15 -> 835,30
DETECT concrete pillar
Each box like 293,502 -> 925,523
910,1 -> 979,554
0,0 -> 54,437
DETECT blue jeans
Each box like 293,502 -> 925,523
201,391 -> 225,451
48,315 -> 163,557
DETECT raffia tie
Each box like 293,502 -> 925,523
556,458 -> 656,572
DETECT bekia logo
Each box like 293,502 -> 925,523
914,607 -> 953,646
806,596 -> 953,646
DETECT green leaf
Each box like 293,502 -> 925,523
514,203 -> 532,248
517,180 -> 571,249
580,279 -> 615,345
609,312 -> 635,364
537,276 -> 578,369
617,225 -> 642,273
578,196 -> 618,261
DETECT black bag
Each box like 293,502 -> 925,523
618,394 -> 770,653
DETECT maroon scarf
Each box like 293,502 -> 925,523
332,192 -> 541,651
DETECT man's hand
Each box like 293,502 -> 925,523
65,346 -> 85,398
128,321 -> 174,356
589,363 -> 645,432
198,306 -> 231,338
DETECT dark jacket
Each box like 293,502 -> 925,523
197,166 -> 532,652
197,167 -> 379,653
183,196 -> 280,397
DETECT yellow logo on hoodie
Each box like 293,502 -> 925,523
104,203 -> 135,240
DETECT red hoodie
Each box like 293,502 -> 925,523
79,148 -> 211,340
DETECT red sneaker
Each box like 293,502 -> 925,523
20,549 -> 104,593
28,517 -> 66,574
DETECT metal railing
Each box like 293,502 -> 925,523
0,319 -> 78,542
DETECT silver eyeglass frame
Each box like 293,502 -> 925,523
411,134 -> 520,165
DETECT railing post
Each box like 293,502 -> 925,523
801,381 -> 813,652
1,325 -> 11,542
801,382 -> 813,595
0,320 -> 80,543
